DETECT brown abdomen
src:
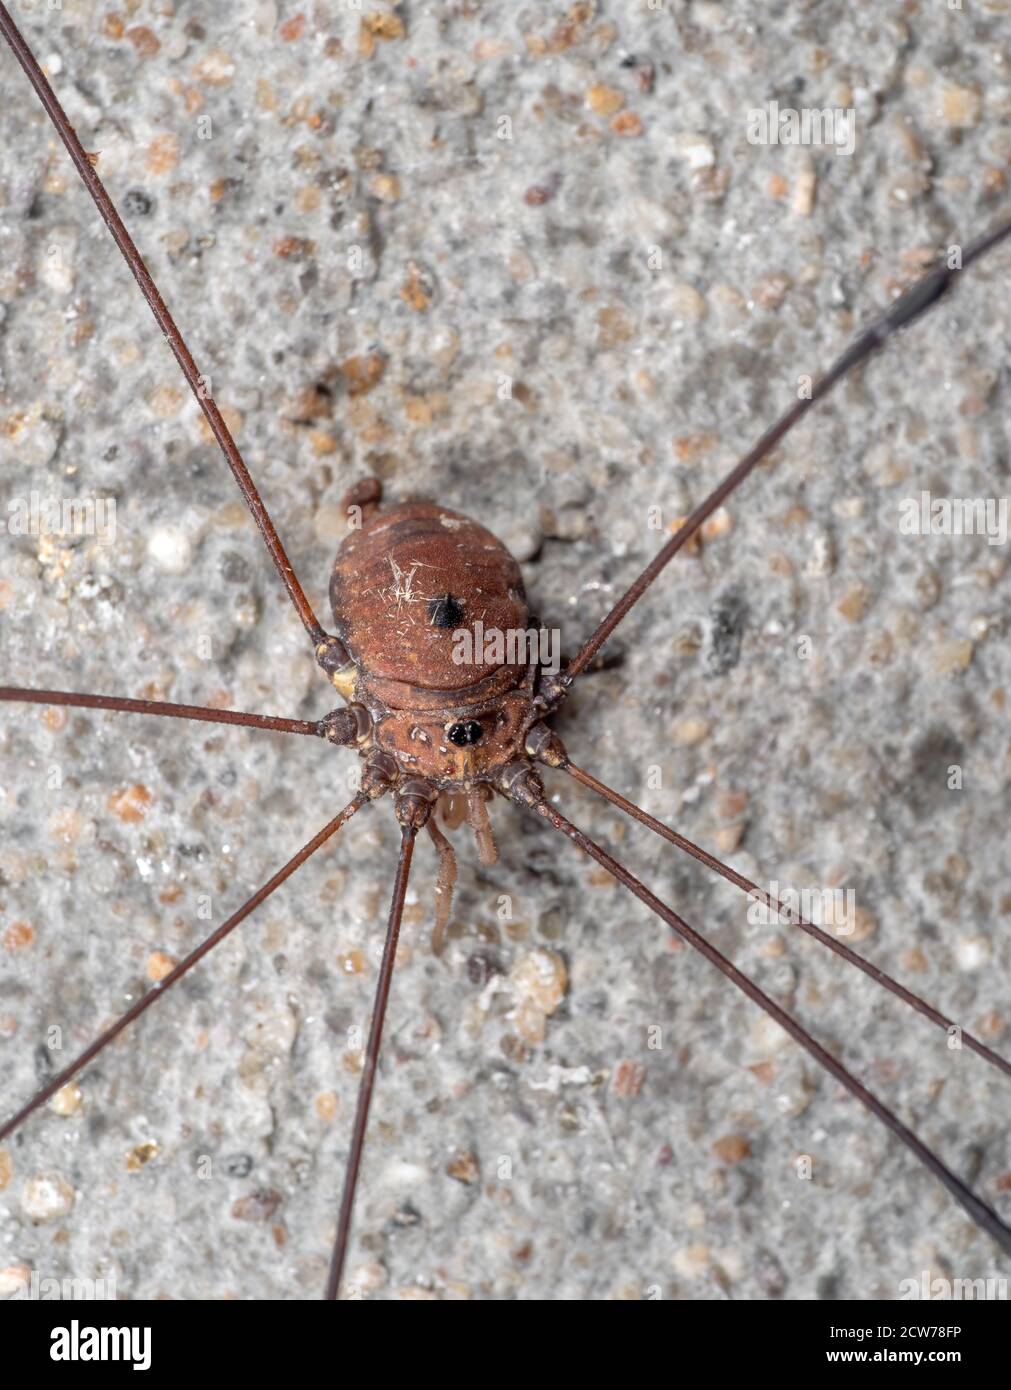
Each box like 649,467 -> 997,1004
330,501 -> 529,702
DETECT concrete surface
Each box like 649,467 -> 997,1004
0,0 -> 1009,1301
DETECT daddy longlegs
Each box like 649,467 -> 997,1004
1,3 -> 1010,1300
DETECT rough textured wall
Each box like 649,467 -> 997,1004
0,0 -> 1009,1301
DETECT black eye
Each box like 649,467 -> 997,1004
447,720 -> 483,746
429,594 -> 465,628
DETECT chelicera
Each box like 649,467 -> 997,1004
2,2 -> 1011,1302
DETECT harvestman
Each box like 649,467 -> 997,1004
1,4 -> 1010,1299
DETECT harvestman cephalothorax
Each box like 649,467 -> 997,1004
1,3 -> 1010,1299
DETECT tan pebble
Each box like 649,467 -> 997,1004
611,111 -> 644,138
309,429 -> 338,455
587,83 -> 624,116
279,12 -> 306,41
126,25 -> 160,57
193,49 -> 236,86
41,705 -> 68,732
2,921 -> 34,952
196,404 -> 243,443
702,508 -> 733,540
50,1084 -> 83,1117
400,263 -> 431,310
837,585 -> 870,623
748,1060 -> 776,1085
713,823 -> 744,854
371,173 -> 401,202
941,84 -> 982,128
295,184 -> 321,214
362,13 -> 405,41
474,38 -> 512,62
510,948 -> 567,1015
0,1264 -> 31,1296
273,234 -> 312,259
902,947 -> 928,974
752,272 -> 793,310
792,161 -> 817,217
21,1171 -> 75,1222
108,784 -> 152,824
0,1150 -> 12,1190
673,1243 -> 710,1278
718,790 -> 748,819
672,432 -> 717,463
976,1011 -> 1005,1042
232,1189 -> 282,1221
610,1059 -> 647,1098
446,1149 -> 480,1184
713,1135 -> 751,1164
341,353 -> 386,397
667,516 -> 701,553
587,867 -> 616,890
146,132 -> 180,175
933,638 -> 973,675
515,1001 -> 546,1045
148,384 -> 183,418
338,948 -> 366,976
596,305 -> 635,347
751,1015 -> 789,1052
506,250 -> 536,282
49,811 -> 81,839
146,951 -> 177,982
315,1091 -> 339,1122
867,630 -> 893,666
48,808 -> 82,845
667,281 -> 708,322
125,1141 -> 159,1172
673,716 -> 709,747
394,1285 -> 440,1300
766,172 -> 788,199
847,907 -> 877,943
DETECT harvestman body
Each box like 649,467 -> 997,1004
2,4 -> 1011,1299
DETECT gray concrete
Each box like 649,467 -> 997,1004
0,0 -> 1009,1301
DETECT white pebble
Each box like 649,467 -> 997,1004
21,1171 -> 75,1222
955,936 -> 991,972
38,230 -> 77,295
147,526 -> 193,574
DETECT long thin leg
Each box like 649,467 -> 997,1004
559,758 -> 1011,1080
0,796 -> 366,1143
0,3 -> 327,649
548,216 -> 1011,697
509,783 -> 1011,1257
0,687 -> 320,737
327,825 -> 417,1300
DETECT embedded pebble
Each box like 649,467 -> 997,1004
0,1264 -> 31,1296
510,949 -> 567,1045
147,526 -> 193,574
21,1172 -> 75,1222
940,84 -> 982,128
955,936 -> 991,972
49,1083 -> 83,1117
